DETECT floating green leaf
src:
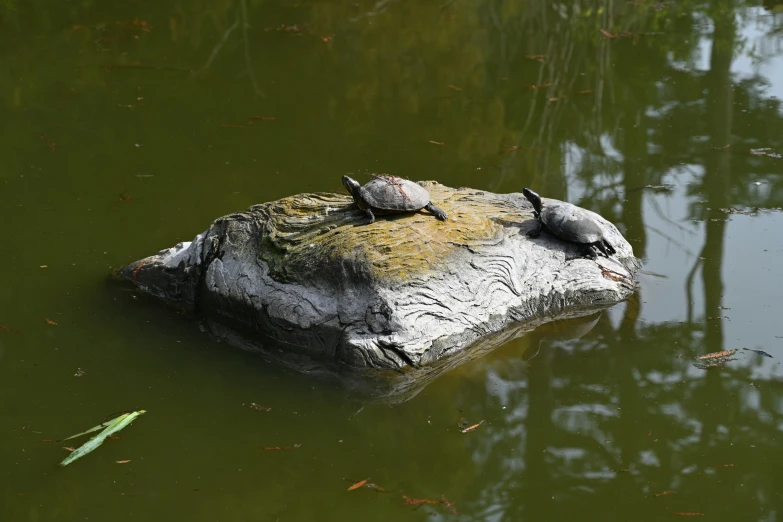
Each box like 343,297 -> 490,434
59,410 -> 146,467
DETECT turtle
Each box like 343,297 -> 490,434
522,187 -> 617,260
342,174 -> 448,224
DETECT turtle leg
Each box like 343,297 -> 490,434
527,220 -> 543,238
581,244 -> 598,260
424,203 -> 448,221
364,207 -> 376,224
603,240 -> 617,256
594,241 -> 611,258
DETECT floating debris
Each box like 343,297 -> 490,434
698,350 -> 737,360
707,463 -> 735,471
243,402 -> 271,412
59,410 -> 146,467
654,491 -> 676,497
525,54 -> 547,62
263,444 -> 301,451
347,479 -> 368,491
749,148 -> 782,159
74,368 -> 86,377
630,184 -> 675,193
600,28 -> 662,38
0,324 -> 23,335
522,82 -> 553,90
742,348 -> 773,358
674,513 -> 705,517
461,420 -> 484,434
402,494 -> 459,515
44,318 -> 59,326
720,207 -> 758,216
694,349 -> 737,370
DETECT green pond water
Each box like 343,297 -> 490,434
2,0 -> 783,520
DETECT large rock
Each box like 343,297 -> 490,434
116,182 -> 640,385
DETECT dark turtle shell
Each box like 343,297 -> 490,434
359,175 -> 431,211
540,203 -> 605,245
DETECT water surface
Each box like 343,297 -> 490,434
2,1 -> 783,520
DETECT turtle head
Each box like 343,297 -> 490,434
342,175 -> 361,202
522,188 -> 543,214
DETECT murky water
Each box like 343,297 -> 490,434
3,1 -> 783,520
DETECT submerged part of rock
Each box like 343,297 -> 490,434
115,182 -> 641,378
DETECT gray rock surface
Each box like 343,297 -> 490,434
116,182 -> 640,379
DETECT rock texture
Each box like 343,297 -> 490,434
116,182 -> 640,378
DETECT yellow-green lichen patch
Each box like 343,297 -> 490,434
257,183 -> 531,285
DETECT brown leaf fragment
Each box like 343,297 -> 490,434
63,447 -> 76,452
44,318 -> 59,326
448,84 -> 462,91
461,420 -> 484,433
654,491 -> 676,497
116,460 -> 131,464
600,29 -> 616,38
107,435 -> 121,440
698,350 -> 736,360
347,479 -> 368,491
674,513 -> 705,517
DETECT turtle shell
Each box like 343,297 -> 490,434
540,202 -> 605,245
359,176 -> 431,211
